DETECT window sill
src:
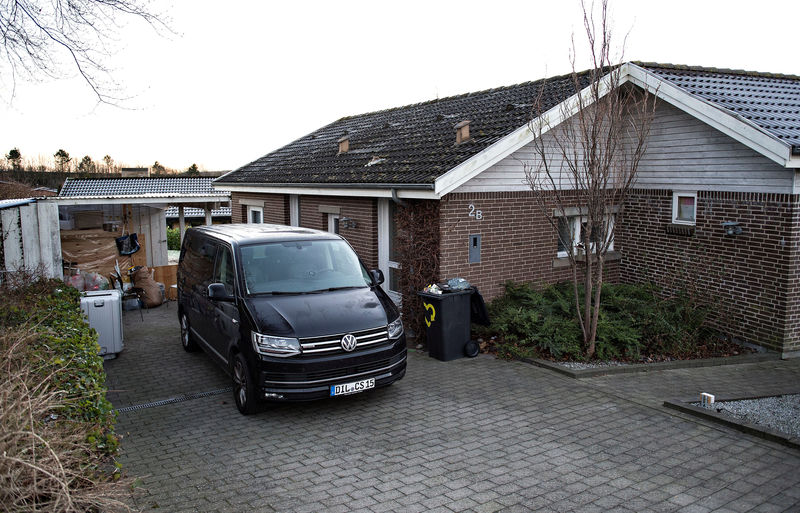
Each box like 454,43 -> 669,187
665,223 -> 695,236
552,251 -> 621,269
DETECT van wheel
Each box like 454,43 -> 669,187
233,354 -> 258,415
180,313 -> 199,352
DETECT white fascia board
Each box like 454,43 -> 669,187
434,69 -> 618,197
216,184 -> 439,200
51,195 -> 227,206
626,63 -> 795,168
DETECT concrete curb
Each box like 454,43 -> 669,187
521,352 -> 780,379
663,397 -> 800,450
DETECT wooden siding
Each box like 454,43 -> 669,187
454,99 -> 793,194
0,200 -> 63,281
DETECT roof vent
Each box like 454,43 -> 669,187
337,135 -> 350,155
454,120 -> 471,145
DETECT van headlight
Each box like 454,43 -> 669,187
252,332 -> 301,357
387,318 -> 404,340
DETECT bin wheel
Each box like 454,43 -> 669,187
464,340 -> 479,358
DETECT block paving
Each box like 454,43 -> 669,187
105,306 -> 800,512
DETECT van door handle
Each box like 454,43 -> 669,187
232,319 -> 238,325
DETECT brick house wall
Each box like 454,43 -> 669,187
616,189 -> 800,353
439,191 -> 620,300
230,192 -> 288,224
298,195 -> 379,270
230,192 -> 380,270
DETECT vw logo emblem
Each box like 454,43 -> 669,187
341,334 -> 358,352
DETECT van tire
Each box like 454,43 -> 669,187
180,313 -> 199,352
233,353 -> 258,415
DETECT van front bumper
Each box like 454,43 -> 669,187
257,337 -> 407,401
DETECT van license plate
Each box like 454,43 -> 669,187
330,378 -> 375,397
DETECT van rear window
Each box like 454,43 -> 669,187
240,240 -> 371,295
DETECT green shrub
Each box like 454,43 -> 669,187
481,280 -> 715,361
167,227 -> 181,250
0,279 -> 117,451
0,278 -> 128,511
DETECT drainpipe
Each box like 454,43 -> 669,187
391,188 -> 408,207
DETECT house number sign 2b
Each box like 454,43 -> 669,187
468,204 -> 483,220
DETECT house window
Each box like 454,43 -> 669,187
388,201 -> 400,293
556,214 -> 614,257
672,192 -> 697,225
247,206 -> 263,224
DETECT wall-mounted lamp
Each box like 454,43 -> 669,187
722,221 -> 742,236
339,217 -> 357,229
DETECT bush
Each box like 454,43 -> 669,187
481,281 -> 715,361
0,278 -> 130,512
167,227 -> 181,250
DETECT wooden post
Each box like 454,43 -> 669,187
179,205 -> 186,244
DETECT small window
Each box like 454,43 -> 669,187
556,214 -> 614,257
672,192 -> 697,225
248,206 -> 263,224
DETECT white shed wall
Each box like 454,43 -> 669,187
1,200 -> 63,281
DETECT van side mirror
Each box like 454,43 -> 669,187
208,283 -> 234,301
369,269 -> 384,286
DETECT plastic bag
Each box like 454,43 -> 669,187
68,271 -> 85,291
84,272 -> 110,291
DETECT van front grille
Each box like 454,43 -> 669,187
299,325 -> 389,355
262,356 -> 405,386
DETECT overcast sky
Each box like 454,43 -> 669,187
1,0 -> 798,172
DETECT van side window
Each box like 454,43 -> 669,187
184,234 -> 216,290
214,246 -> 235,296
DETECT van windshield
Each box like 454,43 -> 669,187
240,239 -> 372,295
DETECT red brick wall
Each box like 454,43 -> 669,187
298,195 -> 379,269
439,191 -> 619,300
230,192 -> 288,224
231,192 -> 379,269
617,189 -> 800,353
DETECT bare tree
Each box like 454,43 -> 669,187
0,0 -> 167,103
524,0 -> 655,358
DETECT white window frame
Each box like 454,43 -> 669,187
289,195 -> 300,226
327,213 -> 340,234
556,214 -> 614,258
378,198 -> 401,304
247,205 -> 263,224
672,191 -> 697,225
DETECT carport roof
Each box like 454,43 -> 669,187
59,177 -> 228,197
55,177 -> 230,206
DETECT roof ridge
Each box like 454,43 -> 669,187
633,61 -> 800,81
337,68 -> 597,122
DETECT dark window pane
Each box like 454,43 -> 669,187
389,201 -> 399,262
389,267 -> 400,293
557,217 -> 572,253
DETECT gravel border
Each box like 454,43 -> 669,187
712,395 -> 800,439
664,396 -> 800,449
524,352 -> 779,379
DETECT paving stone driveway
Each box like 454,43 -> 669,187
105,305 -> 800,513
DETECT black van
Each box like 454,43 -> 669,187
177,224 -> 406,414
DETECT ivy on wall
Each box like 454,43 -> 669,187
395,200 -> 440,345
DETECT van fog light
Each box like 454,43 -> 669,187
264,393 -> 284,400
